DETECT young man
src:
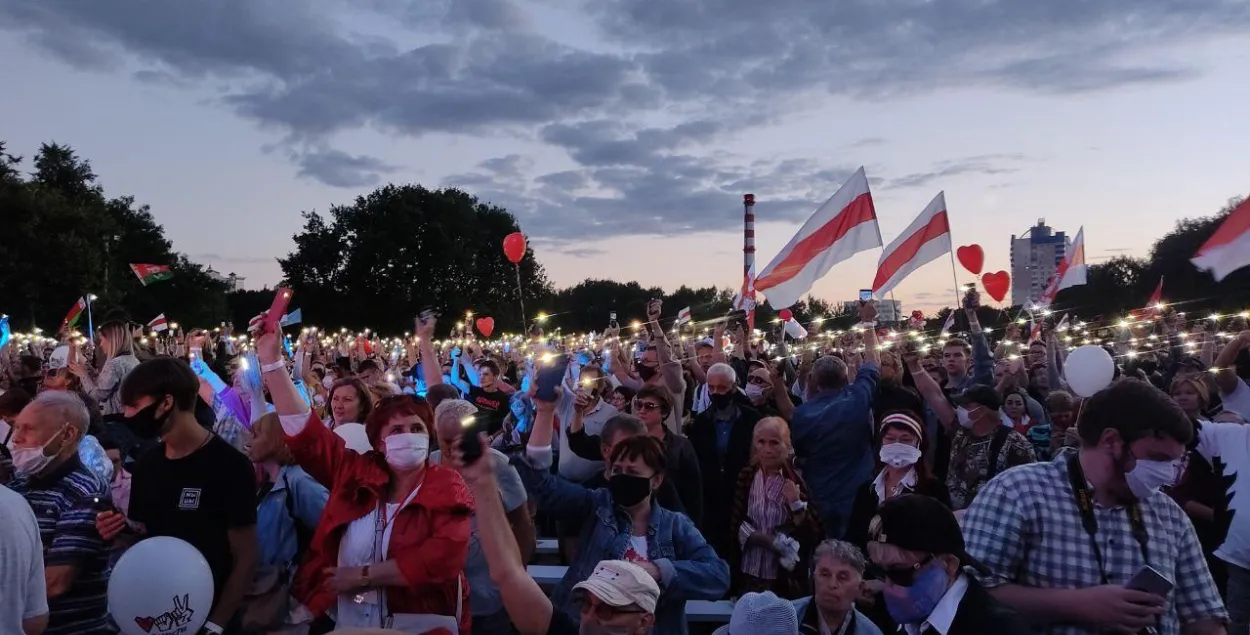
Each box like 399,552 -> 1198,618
96,357 -> 259,635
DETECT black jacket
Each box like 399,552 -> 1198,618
685,395 -> 763,557
844,471 -> 952,550
934,576 -> 1032,635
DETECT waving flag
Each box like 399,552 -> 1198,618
1192,197 -> 1250,281
1038,227 -> 1087,307
279,309 -> 303,327
755,168 -> 882,308
1147,277 -> 1164,310
129,263 -> 173,286
148,314 -> 169,332
61,296 -> 88,329
872,192 -> 952,297
675,307 -> 692,326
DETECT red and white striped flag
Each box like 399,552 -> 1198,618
148,314 -> 169,332
941,311 -> 956,334
1147,277 -> 1164,311
1038,227 -> 1087,307
755,167 -> 881,308
872,191 -> 952,297
1192,198 -> 1250,281
676,307 -> 692,326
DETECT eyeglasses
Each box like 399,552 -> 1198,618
575,596 -> 646,621
632,400 -> 661,412
747,376 -> 770,386
881,554 -> 935,586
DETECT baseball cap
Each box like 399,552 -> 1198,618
870,494 -> 990,576
954,384 -> 1000,411
712,591 -> 798,635
571,560 -> 661,614
48,345 -> 70,371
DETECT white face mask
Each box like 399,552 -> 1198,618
384,432 -> 429,470
12,428 -> 68,476
1125,459 -> 1178,500
956,406 -> 976,429
745,384 -> 766,403
879,443 -> 922,468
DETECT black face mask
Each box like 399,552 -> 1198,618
127,399 -> 171,440
710,392 -> 733,410
636,365 -> 658,381
608,473 -> 653,507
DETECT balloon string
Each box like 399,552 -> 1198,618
514,264 -> 527,330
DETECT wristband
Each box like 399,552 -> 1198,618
201,622 -> 224,635
261,360 -> 286,374
789,500 -> 808,513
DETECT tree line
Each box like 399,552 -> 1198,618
1,140 -> 1245,337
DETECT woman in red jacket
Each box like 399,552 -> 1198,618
252,317 -> 473,634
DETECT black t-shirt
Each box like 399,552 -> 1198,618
468,386 -> 509,435
129,434 -> 258,598
547,611 -> 578,635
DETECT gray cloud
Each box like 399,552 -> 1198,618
3,0 -> 1246,229
292,148 -> 399,188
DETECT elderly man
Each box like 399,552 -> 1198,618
8,391 -> 113,635
687,361 -> 762,557
792,540 -> 883,635
429,399 -> 535,635
790,301 -> 881,539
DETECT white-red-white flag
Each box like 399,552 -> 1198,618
148,313 -> 168,332
676,307 -> 692,326
783,318 -> 808,340
872,191 -> 951,297
1038,227 -> 1087,307
1192,198 -> 1250,281
755,167 -> 881,308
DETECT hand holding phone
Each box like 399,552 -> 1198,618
260,287 -> 294,335
1126,565 -> 1174,598
458,415 -> 484,465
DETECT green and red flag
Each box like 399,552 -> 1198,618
129,263 -> 173,286
62,296 -> 88,329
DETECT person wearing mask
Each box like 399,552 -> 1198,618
869,494 -> 1029,634
791,540 -> 883,635
429,399 -> 535,635
521,393 -> 730,635
565,413 -> 689,516
243,413 -> 330,633
8,391 -> 112,635
744,366 -> 797,421
790,301 -> 881,539
944,385 -> 1034,511
687,362 -> 761,554
556,364 -> 618,484
963,379 -> 1228,635
100,436 -> 131,516
712,591 -> 798,635
69,320 -> 139,422
14,354 -> 42,397
96,357 -> 259,635
251,309 -> 473,635
0,483 -> 50,635
845,412 -> 950,550
609,300 -> 687,434
729,416 -> 821,597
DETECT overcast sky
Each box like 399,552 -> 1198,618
3,0 -> 1248,312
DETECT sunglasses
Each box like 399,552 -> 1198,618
880,554 -> 935,587
632,399 -> 661,412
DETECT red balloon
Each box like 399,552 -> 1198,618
778,308 -> 793,322
503,232 -> 527,264
475,317 -> 495,338
981,271 -> 1011,303
956,244 -> 984,275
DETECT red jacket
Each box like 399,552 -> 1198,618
285,412 -> 474,634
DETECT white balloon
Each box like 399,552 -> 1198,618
109,536 -> 214,635
1064,345 -> 1116,397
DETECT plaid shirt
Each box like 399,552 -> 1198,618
962,451 -> 1226,635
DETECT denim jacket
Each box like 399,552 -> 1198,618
256,466 -> 328,568
513,457 -> 730,635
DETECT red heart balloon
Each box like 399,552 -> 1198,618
956,244 -> 984,275
981,271 -> 1011,303
778,308 -> 793,322
475,317 -> 495,338
502,232 -> 527,264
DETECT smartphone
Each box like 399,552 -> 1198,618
859,289 -> 873,304
419,309 -> 437,325
1127,565 -> 1174,597
609,311 -> 618,329
458,415 -> 484,465
536,354 -> 571,402
263,287 -> 294,334
91,496 -> 116,514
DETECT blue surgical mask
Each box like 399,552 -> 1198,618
883,560 -> 952,625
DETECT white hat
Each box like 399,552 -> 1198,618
713,591 -> 798,635
571,560 -> 661,614
49,345 -> 71,370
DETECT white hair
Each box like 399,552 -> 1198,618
434,399 -> 479,433
30,390 -> 91,436
707,362 -> 737,384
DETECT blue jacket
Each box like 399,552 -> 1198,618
790,363 -> 879,537
513,458 -> 730,635
256,466 -> 328,568
950,331 -> 995,393
792,597 -> 883,635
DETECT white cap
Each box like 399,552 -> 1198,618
571,560 -> 661,614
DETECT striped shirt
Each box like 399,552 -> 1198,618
737,470 -> 788,579
9,455 -> 114,635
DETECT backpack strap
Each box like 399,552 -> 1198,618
986,425 -> 1011,480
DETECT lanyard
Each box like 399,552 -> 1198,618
1066,453 -> 1150,584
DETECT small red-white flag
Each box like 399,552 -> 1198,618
1038,227 -> 1087,307
676,307 -> 692,326
941,311 -> 956,334
1147,277 -> 1164,311
872,191 -> 952,297
1192,198 -> 1250,282
148,314 -> 169,332
755,167 -> 882,308
783,318 -> 808,340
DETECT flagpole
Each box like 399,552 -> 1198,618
85,294 -> 96,347
946,250 -> 964,309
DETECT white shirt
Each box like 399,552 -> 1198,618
0,485 -> 48,635
872,467 -> 917,501
904,573 -> 969,635
335,486 -> 422,628
1221,378 -> 1250,422
1194,421 -> 1250,568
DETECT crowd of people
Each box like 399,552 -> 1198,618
1,288 -> 1249,635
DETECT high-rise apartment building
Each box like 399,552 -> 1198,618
1010,220 -> 1067,307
